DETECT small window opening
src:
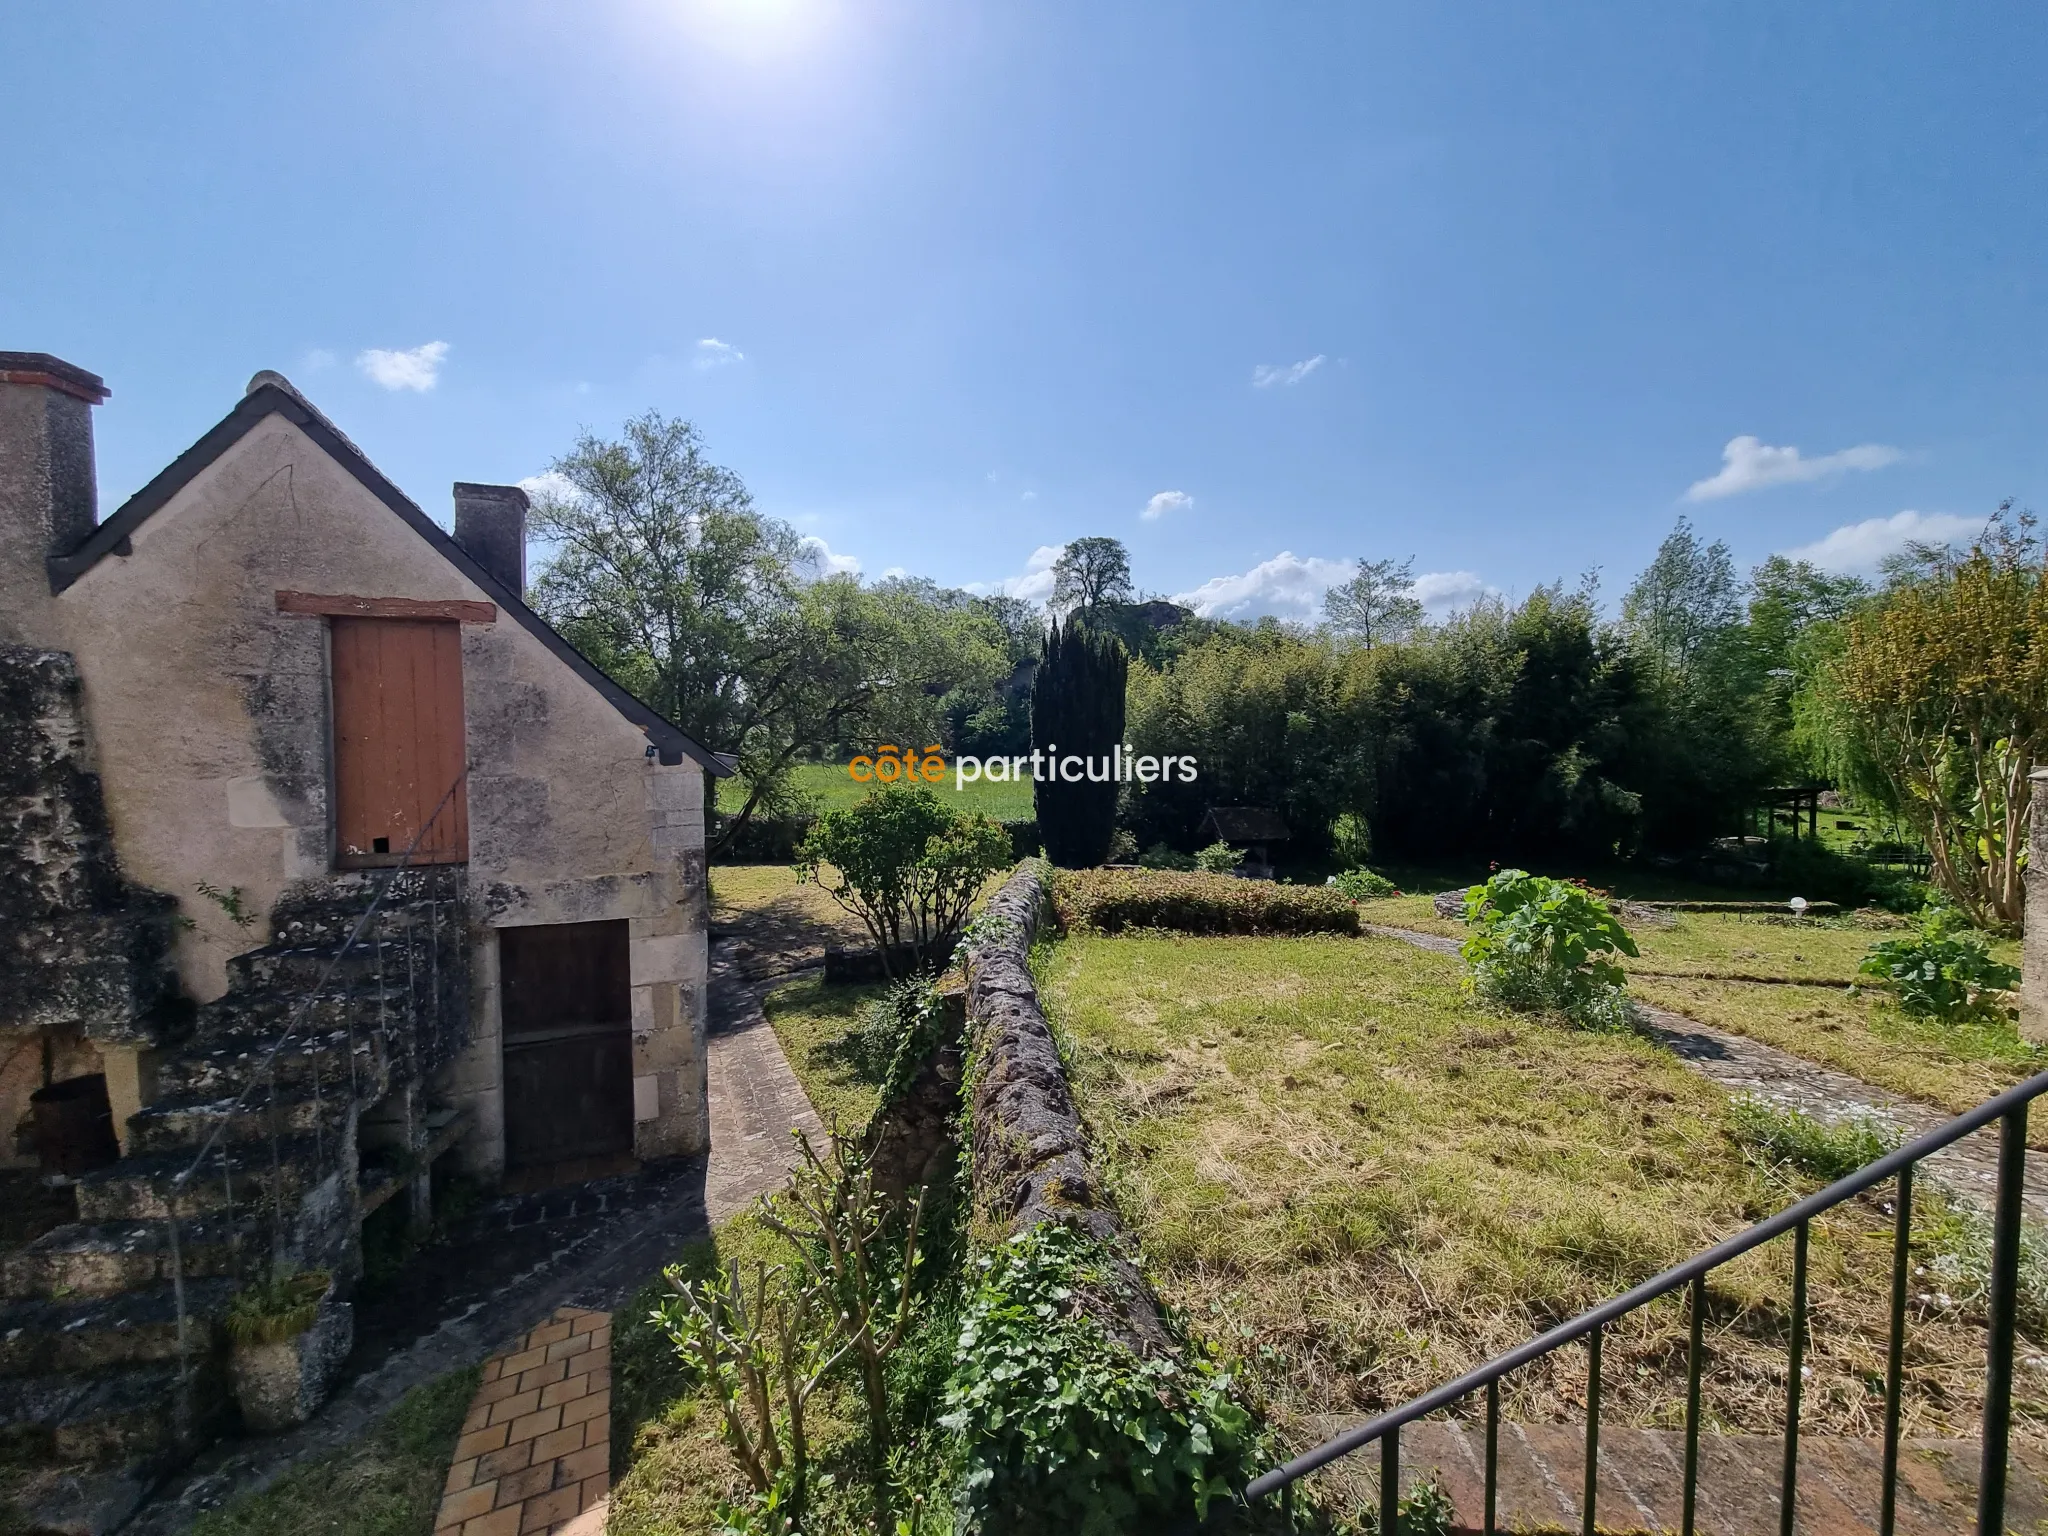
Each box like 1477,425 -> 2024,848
372,836 -> 390,854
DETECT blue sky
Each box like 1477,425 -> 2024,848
6,2 -> 2047,620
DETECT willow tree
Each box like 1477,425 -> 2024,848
1824,512 -> 2048,929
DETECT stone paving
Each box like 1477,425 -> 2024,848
437,1307 -> 612,1536
1364,923 -> 2048,1223
702,942 -> 828,1220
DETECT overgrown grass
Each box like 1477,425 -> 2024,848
761,974 -> 891,1128
716,761 -> 1035,820
1352,895 -> 2042,1122
1038,930 -> 2048,1454
183,1367 -> 480,1536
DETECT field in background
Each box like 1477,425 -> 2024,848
715,760 -> 1035,820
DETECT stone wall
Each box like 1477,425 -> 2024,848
964,863 -> 1173,1357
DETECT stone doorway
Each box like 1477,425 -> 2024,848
500,921 -> 635,1184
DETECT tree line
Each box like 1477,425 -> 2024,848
529,412 -> 2048,923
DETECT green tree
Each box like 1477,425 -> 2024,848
529,413 -> 1006,851
1323,556 -> 1424,649
1032,618 -> 1128,867
1820,512 -> 2048,928
1050,537 -> 1134,614
796,783 -> 1012,977
1621,517 -> 1742,686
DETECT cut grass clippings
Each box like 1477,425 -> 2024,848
183,1367 -> 480,1536
1038,929 -> 2048,1451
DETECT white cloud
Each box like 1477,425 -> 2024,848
1685,434 -> 1903,501
302,348 -> 336,372
356,341 -> 449,392
1020,490 -> 1037,502
1172,552 -> 1354,620
968,544 -> 1064,604
515,471 -> 579,507
1252,355 -> 1325,389
1141,490 -> 1193,522
880,566 -> 908,580
1173,555 -> 1495,622
1410,570 -> 1494,614
1779,510 -> 1983,573
694,338 -> 745,370
793,534 -> 860,580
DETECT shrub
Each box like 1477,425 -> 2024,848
940,1224 -> 1254,1533
1107,828 -> 1139,863
1459,868 -> 1638,1030
796,784 -> 1014,979
1138,842 -> 1197,871
1193,840 -> 1243,874
1327,867 -> 1400,901
1053,868 -> 1360,936
226,1269 -> 330,1346
1033,619 -> 1128,868
1858,901 -> 2021,1020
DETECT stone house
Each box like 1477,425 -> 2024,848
0,352 -> 725,1523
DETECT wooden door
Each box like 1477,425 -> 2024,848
330,618 -> 468,867
498,921 -> 635,1170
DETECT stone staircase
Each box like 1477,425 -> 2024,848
0,870 -> 466,1534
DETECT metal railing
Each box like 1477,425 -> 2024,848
1234,1066 -> 2048,1535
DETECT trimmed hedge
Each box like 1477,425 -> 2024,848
1052,868 -> 1361,936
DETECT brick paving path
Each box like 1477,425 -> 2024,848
703,942 -> 828,1221
437,1307 -> 612,1536
1365,924 -> 2048,1223
1309,1418 -> 2048,1534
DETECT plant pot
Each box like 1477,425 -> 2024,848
230,1291 -> 353,1433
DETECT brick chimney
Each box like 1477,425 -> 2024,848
452,482 -> 528,600
0,353 -> 107,646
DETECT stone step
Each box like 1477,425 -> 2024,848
1,1215 -> 250,1301
151,1027 -> 383,1101
73,1136 -> 330,1222
125,1088 -> 352,1157
194,980 -> 413,1043
1312,1418 -> 2048,1536
0,1360 -> 230,1466
0,1279 -> 236,1376
224,938 -> 412,998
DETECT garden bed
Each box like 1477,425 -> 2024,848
1038,928 -> 2048,1456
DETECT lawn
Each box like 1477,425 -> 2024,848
1037,928 -> 2045,1457
715,760 -> 1036,821
1352,892 -> 2041,1123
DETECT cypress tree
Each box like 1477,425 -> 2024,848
1031,617 -> 1128,867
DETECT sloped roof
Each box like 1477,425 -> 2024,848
46,374 -> 727,775
1197,806 -> 1292,843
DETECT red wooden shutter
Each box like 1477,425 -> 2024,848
330,618 -> 468,867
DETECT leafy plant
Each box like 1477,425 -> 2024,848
939,1223 -> 1255,1534
1858,901 -> 2021,1020
226,1269 -> 330,1346
1193,841 -> 1243,874
1327,867 -> 1400,901
755,1130 -> 930,1525
797,784 -> 1014,979
1459,868 -> 1639,1030
1328,811 -> 1374,868
195,880 -> 259,931
653,1257 -> 850,1531
1137,842 -> 1198,872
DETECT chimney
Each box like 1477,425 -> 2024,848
0,353 -> 108,647
452,482 -> 528,599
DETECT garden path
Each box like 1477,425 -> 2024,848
702,940 -> 829,1220
1363,924 -> 2048,1223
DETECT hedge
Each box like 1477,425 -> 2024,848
1052,868 -> 1361,936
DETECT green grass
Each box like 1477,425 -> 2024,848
1038,929 -> 2046,1451
716,760 -> 1036,820
182,1367 -> 481,1536
1351,894 -> 2041,1124
761,974 -> 891,1129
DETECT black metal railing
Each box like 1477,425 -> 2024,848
1233,1067 -> 2048,1535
